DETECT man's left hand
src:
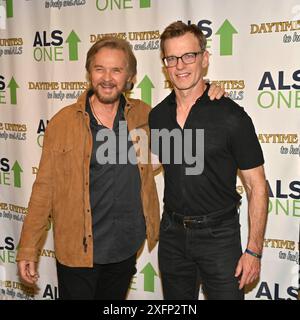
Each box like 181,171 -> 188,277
235,252 -> 261,289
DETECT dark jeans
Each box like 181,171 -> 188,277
56,253 -> 137,300
158,210 -> 244,300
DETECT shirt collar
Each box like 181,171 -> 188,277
85,89 -> 126,127
167,83 -> 211,108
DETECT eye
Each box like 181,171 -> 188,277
183,53 -> 195,59
112,68 -> 121,73
166,56 -> 177,63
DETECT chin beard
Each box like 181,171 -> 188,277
95,91 -> 122,104
93,83 -> 126,104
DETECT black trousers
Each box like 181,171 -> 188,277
158,211 -> 244,300
56,253 -> 137,300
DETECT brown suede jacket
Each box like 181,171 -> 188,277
16,91 -> 160,267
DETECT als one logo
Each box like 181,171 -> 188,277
43,284 -> 58,300
36,119 -> 49,148
33,30 -> 81,62
255,282 -> 298,300
267,179 -> 300,218
96,0 -> 151,11
0,236 -> 16,264
0,158 -> 23,188
257,70 -> 300,109
182,19 -> 238,56
0,236 -> 15,251
0,75 -> 19,105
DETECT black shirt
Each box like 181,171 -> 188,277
86,91 -> 145,264
149,86 -> 264,216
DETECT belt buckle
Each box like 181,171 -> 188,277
183,219 -> 196,229
183,217 -> 206,229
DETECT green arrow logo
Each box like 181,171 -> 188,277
12,161 -> 23,188
137,75 -> 154,106
140,0 -> 151,8
66,30 -> 81,61
6,0 -> 13,18
140,262 -> 158,292
7,76 -> 19,105
215,19 -> 238,56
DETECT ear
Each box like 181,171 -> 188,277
125,81 -> 134,91
125,75 -> 135,91
202,50 -> 210,69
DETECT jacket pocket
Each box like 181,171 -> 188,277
52,146 -> 73,176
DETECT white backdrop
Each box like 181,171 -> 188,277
0,0 -> 299,300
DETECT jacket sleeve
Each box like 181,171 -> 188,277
148,105 -> 163,176
16,126 -> 53,262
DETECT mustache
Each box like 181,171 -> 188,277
97,81 -> 116,87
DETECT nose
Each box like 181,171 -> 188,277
176,57 -> 185,69
103,70 -> 112,81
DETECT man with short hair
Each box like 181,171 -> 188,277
16,37 -> 161,300
149,22 -> 268,300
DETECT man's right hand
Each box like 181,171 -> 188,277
18,260 -> 39,284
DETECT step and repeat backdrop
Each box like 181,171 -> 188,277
0,0 -> 299,300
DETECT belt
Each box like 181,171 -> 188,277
164,204 -> 238,229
